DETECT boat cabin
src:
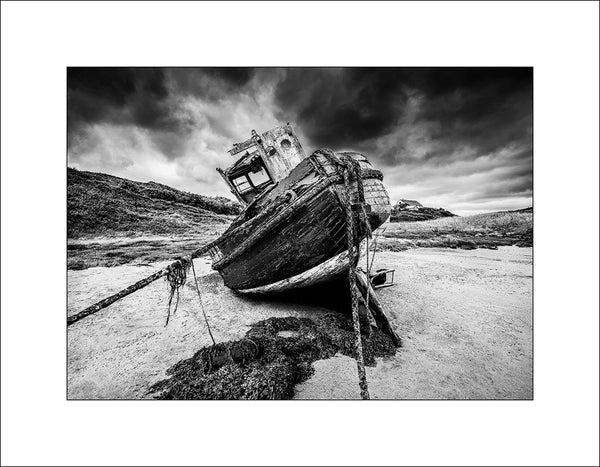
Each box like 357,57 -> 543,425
217,124 -> 307,205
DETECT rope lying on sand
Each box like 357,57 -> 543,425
67,243 -> 215,327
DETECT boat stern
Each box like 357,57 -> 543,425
337,151 -> 391,231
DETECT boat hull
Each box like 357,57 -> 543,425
237,240 -> 369,293
209,151 -> 390,292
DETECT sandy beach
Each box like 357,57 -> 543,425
67,246 -> 532,400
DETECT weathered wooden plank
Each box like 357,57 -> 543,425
237,243 -> 358,293
214,177 -> 338,270
218,187 -> 347,289
355,270 -> 401,346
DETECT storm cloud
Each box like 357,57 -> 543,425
67,67 -> 532,215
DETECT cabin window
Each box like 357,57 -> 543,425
231,175 -> 252,193
248,166 -> 270,186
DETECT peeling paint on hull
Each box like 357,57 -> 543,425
237,240 -> 368,294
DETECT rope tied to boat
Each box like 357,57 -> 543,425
164,256 -> 192,326
190,259 -> 216,345
67,243 -> 217,336
337,152 -> 371,400
162,255 -> 218,346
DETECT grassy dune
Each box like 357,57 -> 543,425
377,209 -> 533,251
68,167 -> 241,238
67,168 -> 240,269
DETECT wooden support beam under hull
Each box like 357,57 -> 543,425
355,269 -> 401,347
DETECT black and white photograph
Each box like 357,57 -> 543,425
66,67 -> 533,401
2,2 -> 598,466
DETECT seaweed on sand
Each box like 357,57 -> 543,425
148,313 -> 398,400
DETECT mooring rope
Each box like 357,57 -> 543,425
340,154 -> 371,400
68,242 -> 214,327
190,259 -> 216,345
164,256 -> 191,326
351,156 -> 374,321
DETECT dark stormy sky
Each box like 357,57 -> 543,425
67,67 -> 532,215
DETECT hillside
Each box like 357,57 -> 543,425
379,208 -> 533,251
68,168 -> 242,238
390,199 -> 457,222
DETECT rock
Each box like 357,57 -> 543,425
390,200 -> 457,223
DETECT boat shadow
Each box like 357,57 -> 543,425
233,278 -> 353,315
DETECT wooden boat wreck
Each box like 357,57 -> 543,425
68,123 -> 400,348
210,124 -> 392,294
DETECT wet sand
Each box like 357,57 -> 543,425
67,246 -> 532,399
295,247 -> 532,399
